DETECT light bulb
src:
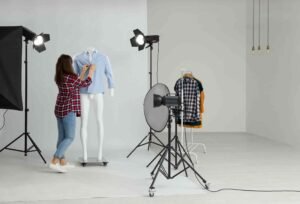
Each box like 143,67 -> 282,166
135,34 -> 145,45
33,35 -> 44,46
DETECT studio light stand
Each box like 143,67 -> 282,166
146,113 -> 193,170
127,29 -> 165,158
148,107 -> 209,197
0,39 -> 46,164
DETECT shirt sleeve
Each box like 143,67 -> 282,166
174,79 -> 179,95
198,81 -> 203,92
195,78 -> 203,92
197,79 -> 204,113
104,56 -> 115,89
70,75 -> 92,88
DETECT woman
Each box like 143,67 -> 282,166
50,54 -> 95,173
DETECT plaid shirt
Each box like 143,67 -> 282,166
174,77 -> 203,125
55,74 -> 92,118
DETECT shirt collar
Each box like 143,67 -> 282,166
85,48 -> 98,55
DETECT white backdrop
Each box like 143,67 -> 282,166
0,0 -> 148,154
148,0 -> 247,132
246,0 -> 300,147
0,0 -> 251,159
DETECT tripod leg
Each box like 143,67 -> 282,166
182,157 -> 207,187
147,137 -> 174,168
176,145 -> 207,187
151,133 -> 165,147
146,146 -> 165,168
150,148 -> 167,177
178,139 -> 194,166
146,135 -> 175,167
177,144 -> 188,177
127,134 -> 149,158
0,133 -> 24,152
174,135 -> 178,169
148,132 -> 152,151
149,149 -> 167,189
27,134 -> 47,164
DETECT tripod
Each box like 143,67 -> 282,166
0,39 -> 46,164
146,109 -> 195,169
127,42 -> 164,158
148,108 -> 208,197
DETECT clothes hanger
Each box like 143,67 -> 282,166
183,71 -> 193,78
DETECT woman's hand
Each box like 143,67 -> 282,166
89,64 -> 96,72
82,64 -> 89,73
79,64 -> 89,80
88,64 -> 96,78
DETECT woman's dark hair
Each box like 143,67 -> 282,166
55,54 -> 76,85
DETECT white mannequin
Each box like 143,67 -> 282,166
80,47 -> 114,162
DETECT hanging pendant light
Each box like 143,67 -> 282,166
252,0 -> 255,52
266,0 -> 270,52
257,0 -> 261,51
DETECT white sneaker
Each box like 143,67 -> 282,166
61,162 -> 75,169
49,163 -> 67,173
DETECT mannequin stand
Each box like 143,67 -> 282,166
80,157 -> 108,167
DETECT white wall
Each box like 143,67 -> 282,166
246,0 -> 300,147
0,0 -> 148,154
148,0 -> 247,132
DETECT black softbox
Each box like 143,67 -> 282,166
0,26 -> 23,110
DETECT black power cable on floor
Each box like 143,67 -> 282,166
194,162 -> 300,193
206,188 -> 300,193
193,171 -> 300,193
0,110 -> 8,131
196,174 -> 300,193
182,127 -> 300,193
193,159 -> 300,193
194,168 -> 300,193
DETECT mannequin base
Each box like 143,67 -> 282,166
79,157 -> 108,167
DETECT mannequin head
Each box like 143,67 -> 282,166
55,54 -> 76,85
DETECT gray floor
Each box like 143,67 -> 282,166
2,132 -> 300,204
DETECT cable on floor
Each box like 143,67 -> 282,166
182,127 -> 300,193
191,150 -> 300,193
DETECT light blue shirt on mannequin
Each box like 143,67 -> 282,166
73,50 -> 114,94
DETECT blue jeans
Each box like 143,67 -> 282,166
54,112 -> 76,159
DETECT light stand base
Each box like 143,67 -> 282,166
79,157 -> 108,167
127,130 -> 165,158
148,137 -> 208,197
0,39 -> 46,164
0,132 -> 47,164
147,109 -> 208,197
